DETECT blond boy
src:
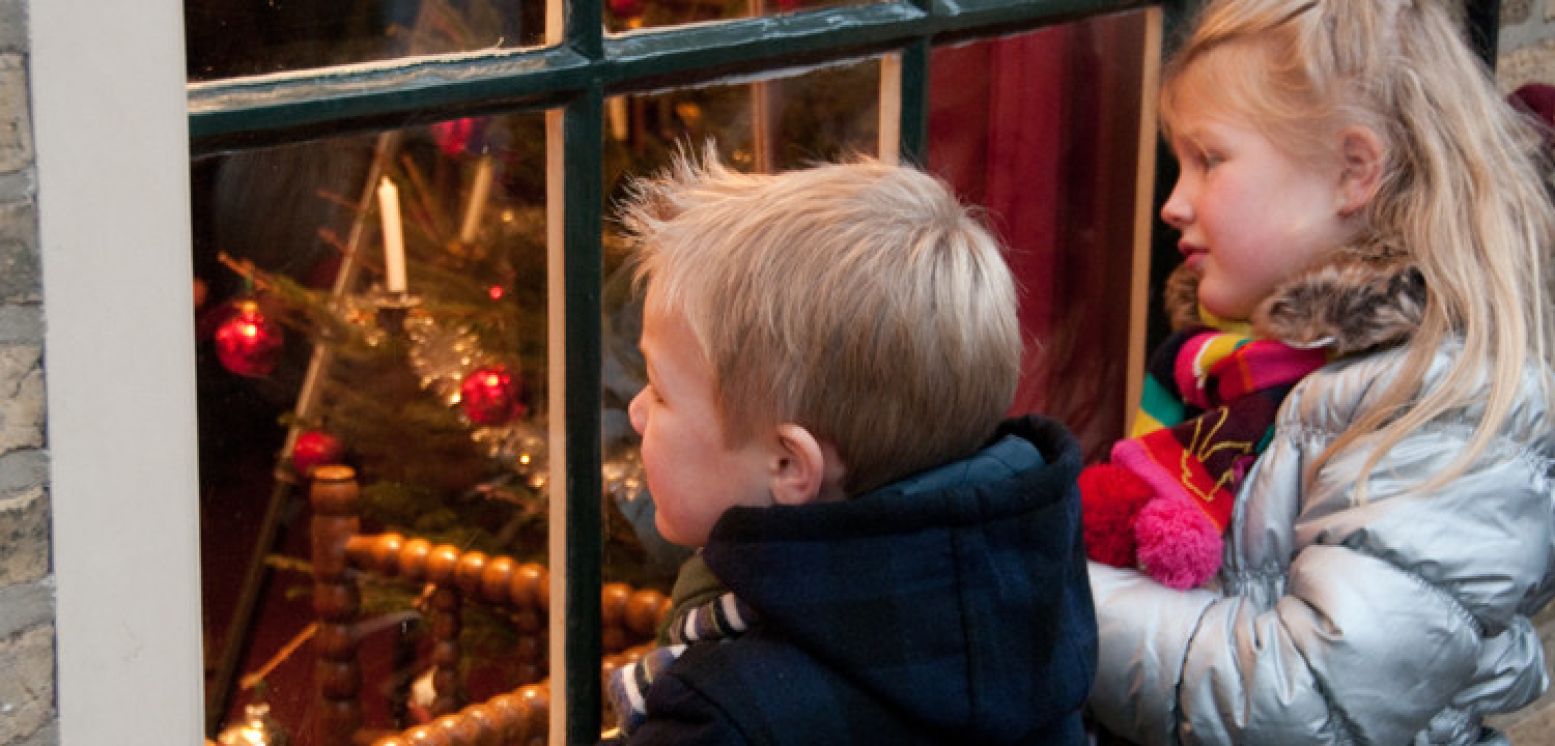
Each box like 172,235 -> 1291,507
607,150 -> 1096,746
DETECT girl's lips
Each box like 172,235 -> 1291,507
1179,243 -> 1206,270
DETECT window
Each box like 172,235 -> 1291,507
184,0 -> 1168,741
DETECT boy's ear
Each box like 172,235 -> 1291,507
1337,125 -> 1385,216
768,423 -> 843,506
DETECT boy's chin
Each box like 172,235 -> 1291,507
654,515 -> 702,549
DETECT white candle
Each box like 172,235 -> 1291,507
378,177 -> 407,293
459,155 -> 495,245
607,96 -> 629,142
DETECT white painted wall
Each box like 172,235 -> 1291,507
31,0 -> 205,739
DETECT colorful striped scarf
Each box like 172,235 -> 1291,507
1115,329 -> 1328,534
1079,327 -> 1329,588
606,591 -> 758,737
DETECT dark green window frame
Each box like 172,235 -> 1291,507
188,0 -> 1179,741
178,2 -> 1516,742
196,0 -> 1519,739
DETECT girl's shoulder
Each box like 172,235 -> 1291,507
1283,341 -> 1554,457
1230,241 -> 1552,455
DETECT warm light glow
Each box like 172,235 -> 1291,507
485,373 -> 502,387
488,285 -> 506,301
240,323 -> 258,338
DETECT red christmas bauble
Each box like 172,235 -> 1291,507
431,117 -> 487,157
292,429 -> 344,478
459,365 -> 526,426
608,0 -> 644,18
215,301 -> 284,378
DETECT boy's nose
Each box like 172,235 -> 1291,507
628,389 -> 648,435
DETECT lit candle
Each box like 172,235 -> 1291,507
459,156 -> 495,245
378,177 -> 407,293
607,97 -> 629,142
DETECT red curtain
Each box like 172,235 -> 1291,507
928,12 -> 1151,459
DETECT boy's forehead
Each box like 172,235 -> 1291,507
639,282 -> 676,335
639,291 -> 708,364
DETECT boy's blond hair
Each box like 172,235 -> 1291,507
1161,0 -> 1555,499
620,149 -> 1021,494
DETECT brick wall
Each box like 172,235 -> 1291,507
1500,0 -> 1555,90
0,0 -> 55,744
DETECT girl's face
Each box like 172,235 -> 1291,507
1161,93 -> 1359,320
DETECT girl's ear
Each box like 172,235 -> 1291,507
1337,125 -> 1385,216
768,423 -> 845,506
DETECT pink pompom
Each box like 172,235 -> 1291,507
1133,498 -> 1223,589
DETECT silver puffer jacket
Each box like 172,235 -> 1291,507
1087,257 -> 1555,745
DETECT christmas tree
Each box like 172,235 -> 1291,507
196,0 -> 881,730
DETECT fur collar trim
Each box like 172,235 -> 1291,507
1163,235 -> 1426,357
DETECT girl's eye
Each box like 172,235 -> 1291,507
1176,141 -> 1221,172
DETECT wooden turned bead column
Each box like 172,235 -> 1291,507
311,464 -> 364,746
426,585 -> 463,717
418,542 -> 467,717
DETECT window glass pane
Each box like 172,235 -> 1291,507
602,59 -> 881,178
596,57 -> 881,629
186,0 -> 547,81
195,110 -> 575,738
606,0 -> 874,35
927,9 -> 1154,459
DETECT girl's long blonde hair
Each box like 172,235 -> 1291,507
1162,0 -> 1555,499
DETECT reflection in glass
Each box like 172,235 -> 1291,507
606,0 -> 873,35
598,59 -> 883,589
928,9 -> 1154,460
193,57 -> 882,743
194,111 -> 597,739
601,59 -> 881,182
185,0 -> 547,81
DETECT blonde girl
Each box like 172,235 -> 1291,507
1087,1 -> 1555,743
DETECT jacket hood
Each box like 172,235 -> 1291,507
702,415 -> 1095,742
1165,234 -> 1427,357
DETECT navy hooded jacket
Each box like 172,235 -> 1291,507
623,415 -> 1097,745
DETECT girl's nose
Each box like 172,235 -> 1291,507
628,389 -> 648,435
1160,178 -> 1192,229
